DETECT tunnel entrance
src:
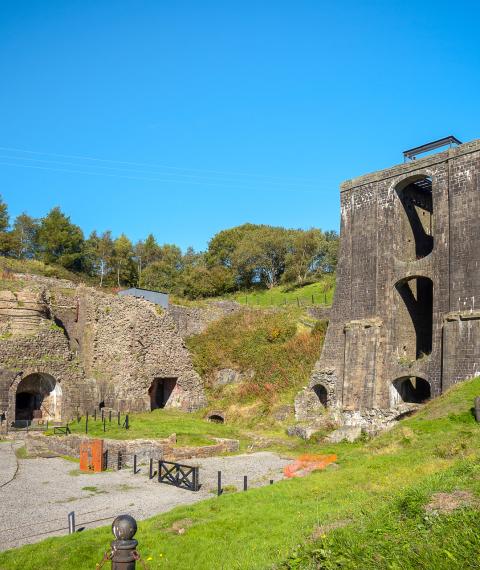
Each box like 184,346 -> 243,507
15,373 -> 61,422
313,384 -> 328,407
392,377 -> 431,404
395,176 -> 433,261
395,276 -> 433,360
149,377 -> 177,410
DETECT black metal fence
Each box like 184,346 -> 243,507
158,460 -> 199,491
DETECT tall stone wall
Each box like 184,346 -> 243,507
296,138 -> 480,423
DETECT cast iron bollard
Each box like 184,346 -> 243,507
110,515 -> 138,569
475,397 -> 480,422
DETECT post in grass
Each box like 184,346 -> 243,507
243,475 -> 248,491
85,412 -> 88,434
217,471 -> 222,496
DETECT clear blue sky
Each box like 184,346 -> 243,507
1,0 -> 479,251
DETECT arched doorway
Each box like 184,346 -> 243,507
15,373 -> 61,422
148,377 -> 177,410
391,376 -> 431,405
394,175 -> 433,261
313,384 -> 328,407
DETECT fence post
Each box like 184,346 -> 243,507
149,458 -> 154,479
118,412 -> 121,426
118,451 -> 122,471
217,471 -> 222,496
103,418 -> 106,432
297,297 -> 300,307
85,413 -> 88,434
312,294 -> 314,305
103,449 -> 109,470
158,460 -> 161,482
133,455 -> 138,474
125,414 -> 130,430
68,511 -> 76,534
111,515 -> 138,569
109,410 -> 112,423
243,475 -> 248,491
270,479 -> 274,485
94,409 -> 97,421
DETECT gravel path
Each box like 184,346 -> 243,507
0,442 -> 289,551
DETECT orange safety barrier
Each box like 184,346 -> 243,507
79,438 -> 104,472
283,453 -> 337,478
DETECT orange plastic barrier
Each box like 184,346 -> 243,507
79,438 -> 104,472
283,453 -> 337,478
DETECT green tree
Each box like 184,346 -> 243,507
112,234 -> 137,287
10,213 -> 39,259
139,244 -> 183,292
37,207 -> 84,270
84,230 -> 115,286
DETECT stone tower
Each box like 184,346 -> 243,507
296,138 -> 480,426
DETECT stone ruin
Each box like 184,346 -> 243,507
296,138 -> 480,431
0,277 -> 206,425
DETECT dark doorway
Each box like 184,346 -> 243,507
392,377 -> 431,403
313,384 -> 328,407
15,373 -> 57,421
149,378 -> 177,410
395,176 -> 433,261
395,276 -> 433,360
15,392 -> 40,421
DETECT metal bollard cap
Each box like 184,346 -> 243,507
112,514 -> 137,540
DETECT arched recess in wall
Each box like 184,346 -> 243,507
394,276 -> 433,361
312,384 -> 328,407
14,373 -> 62,422
391,376 -> 431,405
394,175 -> 433,261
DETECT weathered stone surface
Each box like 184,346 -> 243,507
295,138 -> 480,428
0,279 -> 207,423
325,426 -> 362,443
167,301 -> 242,338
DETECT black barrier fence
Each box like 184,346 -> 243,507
158,460 -> 200,492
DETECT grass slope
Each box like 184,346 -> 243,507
2,377 -> 480,569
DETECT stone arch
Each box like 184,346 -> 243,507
391,376 -> 431,406
312,383 -> 328,407
394,275 -> 433,360
394,174 -> 433,262
12,372 -> 62,422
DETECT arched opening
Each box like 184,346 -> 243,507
207,414 -> 225,424
15,373 -> 61,422
313,384 -> 328,407
395,276 -> 433,360
149,377 -> 177,410
395,176 -> 433,261
392,377 -> 431,404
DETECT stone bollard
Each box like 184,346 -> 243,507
111,514 -> 138,569
474,397 -> 480,422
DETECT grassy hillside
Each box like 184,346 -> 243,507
186,308 -> 327,426
2,377 -> 480,569
0,256 -> 94,285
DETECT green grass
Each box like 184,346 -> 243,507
0,256 -> 92,284
170,276 -> 335,308
65,409 -> 247,447
3,377 -> 480,569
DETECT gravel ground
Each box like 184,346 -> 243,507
0,441 -> 290,551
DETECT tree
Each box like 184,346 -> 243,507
37,207 -> 84,270
10,213 -> 39,259
139,244 -> 183,292
112,234 -> 136,287
134,234 -> 162,284
0,195 -> 12,256
84,230 -> 114,286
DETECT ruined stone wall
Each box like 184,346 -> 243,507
167,300 -> 241,338
0,278 -> 206,422
296,138 -> 480,422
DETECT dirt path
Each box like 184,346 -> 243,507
0,443 -> 289,551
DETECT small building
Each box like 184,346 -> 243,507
118,287 -> 169,308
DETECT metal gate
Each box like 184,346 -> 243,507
158,460 -> 199,491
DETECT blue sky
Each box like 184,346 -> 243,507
0,0 -> 479,250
